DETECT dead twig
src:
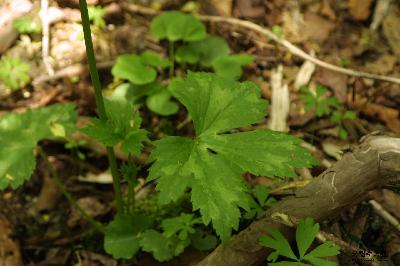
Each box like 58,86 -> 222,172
123,3 -> 400,85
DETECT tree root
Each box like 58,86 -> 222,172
198,134 -> 400,266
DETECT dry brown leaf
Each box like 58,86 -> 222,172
383,6 -> 400,57
315,69 -> 348,103
67,197 -> 107,227
364,54 -> 397,75
348,0 -> 374,21
349,96 -> 400,134
302,12 -> 335,43
0,216 -> 22,266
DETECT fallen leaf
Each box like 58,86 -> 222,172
302,11 -> 335,43
382,6 -> 400,57
67,197 -> 107,227
0,216 -> 22,266
315,69 -> 348,103
348,0 -> 374,21
349,96 -> 400,134
364,54 -> 397,75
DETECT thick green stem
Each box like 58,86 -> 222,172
169,41 -> 175,78
37,147 -> 105,233
78,0 -> 124,213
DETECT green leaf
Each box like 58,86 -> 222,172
0,104 -> 77,190
260,218 -> 340,266
330,111 -> 343,123
296,217 -> 319,259
146,90 -> 179,116
303,241 -> 340,266
149,73 -> 317,241
140,230 -> 190,261
255,185 -> 269,206
343,111 -> 356,120
317,97 -> 339,117
150,11 -> 206,42
269,262 -> 310,266
104,214 -> 152,259
212,54 -> 253,80
161,213 -> 201,240
175,45 -> 200,64
300,86 -> 340,117
82,98 -> 148,156
110,82 -> 163,103
338,127 -> 348,140
13,17 -> 41,34
176,36 -> 230,66
112,54 -> 157,85
0,56 -> 30,91
190,230 -> 218,251
88,5 -> 106,28
140,51 -> 170,69
260,229 -> 297,261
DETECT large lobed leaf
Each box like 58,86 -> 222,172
148,72 -> 317,241
0,104 -> 77,190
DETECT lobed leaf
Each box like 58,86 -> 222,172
149,73 -> 317,241
0,104 -> 77,190
82,98 -> 149,156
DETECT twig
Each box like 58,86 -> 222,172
32,60 -> 114,86
369,199 -> 400,232
123,3 -> 400,85
40,0 -> 54,75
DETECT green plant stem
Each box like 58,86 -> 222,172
127,154 -> 136,214
37,147 -> 105,233
169,41 -> 175,78
128,181 -> 134,214
79,0 -> 124,213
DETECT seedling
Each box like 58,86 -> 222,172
271,25 -> 284,38
13,17 -> 41,34
111,51 -> 168,85
88,5 -> 106,29
330,110 -> 357,140
260,217 -> 340,265
300,85 -> 356,139
111,52 -> 178,116
244,185 -> 277,220
139,213 -> 216,261
212,54 -> 254,80
300,85 -> 340,117
0,56 -> 31,91
176,35 -> 231,66
150,11 -> 206,76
